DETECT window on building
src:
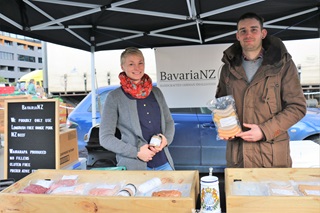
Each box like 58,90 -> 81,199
28,45 -> 34,51
0,51 -> 14,60
8,78 -> 15,83
19,67 -> 30,72
38,57 -> 42,63
16,35 -> 25,40
4,40 -> 13,46
18,54 -> 25,61
1,32 -> 10,37
17,43 -> 25,49
38,47 -> 42,53
0,66 -> 14,71
18,54 -> 36,63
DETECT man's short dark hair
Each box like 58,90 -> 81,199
237,12 -> 264,29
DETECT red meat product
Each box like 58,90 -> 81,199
50,183 -> 86,195
88,188 -> 116,196
49,179 -> 77,192
19,184 -> 49,194
88,184 -> 120,196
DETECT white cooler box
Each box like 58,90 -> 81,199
61,158 -> 87,170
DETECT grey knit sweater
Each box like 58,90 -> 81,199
99,86 -> 175,170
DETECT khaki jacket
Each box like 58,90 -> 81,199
216,36 -> 306,168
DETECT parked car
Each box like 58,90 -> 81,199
67,85 -> 320,173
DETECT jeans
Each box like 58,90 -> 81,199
147,162 -> 173,171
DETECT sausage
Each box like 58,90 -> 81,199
218,125 -> 241,138
152,190 -> 182,197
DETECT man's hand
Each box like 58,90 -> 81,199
236,123 -> 264,142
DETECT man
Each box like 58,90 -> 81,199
216,12 -> 306,168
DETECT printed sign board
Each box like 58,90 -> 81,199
4,99 -> 59,181
155,43 -> 229,108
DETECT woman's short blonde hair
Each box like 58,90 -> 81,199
120,47 -> 144,65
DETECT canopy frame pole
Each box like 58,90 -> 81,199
90,44 -> 97,126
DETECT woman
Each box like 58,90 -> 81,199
99,47 -> 175,170
27,79 -> 36,95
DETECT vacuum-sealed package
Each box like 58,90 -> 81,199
207,95 -> 242,139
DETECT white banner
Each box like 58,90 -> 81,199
155,43 -> 230,108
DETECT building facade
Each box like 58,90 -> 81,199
0,31 -> 42,83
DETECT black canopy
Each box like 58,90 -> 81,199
0,0 -> 319,52
1,0 -> 319,126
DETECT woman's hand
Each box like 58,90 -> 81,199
158,133 -> 168,148
149,133 -> 168,153
137,144 -> 155,162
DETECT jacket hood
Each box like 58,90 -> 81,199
222,35 -> 292,67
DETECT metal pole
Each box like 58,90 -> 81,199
91,45 -> 96,126
41,41 -> 49,96
84,73 -> 87,93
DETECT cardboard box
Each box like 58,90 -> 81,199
0,169 -> 199,213
59,128 -> 79,168
58,101 -> 74,125
0,95 -> 31,133
225,168 -> 320,213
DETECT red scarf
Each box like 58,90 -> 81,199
119,71 -> 152,99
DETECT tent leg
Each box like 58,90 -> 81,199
91,45 -> 97,126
